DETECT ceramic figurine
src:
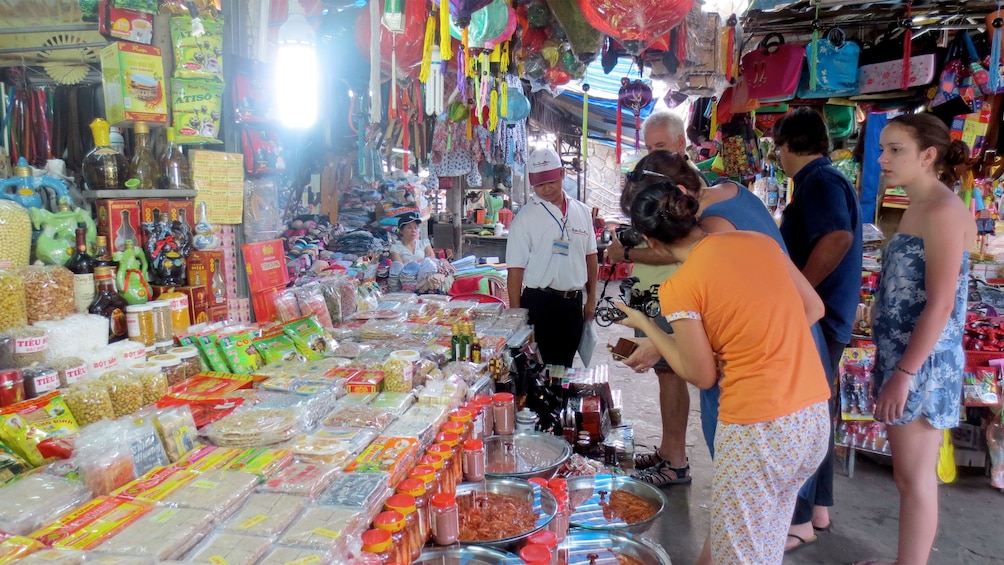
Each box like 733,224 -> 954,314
114,239 -> 152,304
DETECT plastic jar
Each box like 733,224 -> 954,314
126,304 -> 155,346
516,408 -> 538,433
427,442 -> 459,491
447,409 -> 474,442
153,340 -> 174,355
528,477 -> 549,490
168,347 -> 202,379
525,530 -> 559,565
22,364 -> 59,398
396,478 -> 430,546
434,432 -> 463,485
519,544 -> 552,565
493,392 -> 515,435
408,464 -> 439,497
0,369 -> 24,407
418,454 -> 450,495
430,492 -> 459,545
385,494 -> 422,561
473,395 -> 494,438
158,289 -> 191,337
359,528 -> 393,563
547,490 -> 569,543
372,511 -> 409,565
149,354 -> 185,386
148,300 -> 172,344
129,362 -> 168,404
462,439 -> 485,483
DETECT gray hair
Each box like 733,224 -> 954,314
640,110 -> 685,141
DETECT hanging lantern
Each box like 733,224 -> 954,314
354,0 -> 429,78
546,0 -> 601,64
503,89 -> 531,126
450,0 -> 493,28
576,0 -> 694,54
616,78 -> 652,163
450,0 -> 516,50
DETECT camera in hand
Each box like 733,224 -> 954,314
594,276 -> 662,327
616,226 -> 644,248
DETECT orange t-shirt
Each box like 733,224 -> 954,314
658,232 -> 829,424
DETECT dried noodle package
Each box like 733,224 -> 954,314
220,493 -> 306,538
93,506 -> 215,560
278,506 -> 367,552
157,469 -> 258,520
257,547 -> 332,565
185,533 -> 272,565
257,461 -> 340,497
0,473 -> 91,535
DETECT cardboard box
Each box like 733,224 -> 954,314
96,199 -> 142,254
207,304 -> 229,323
242,240 -> 289,294
169,200 -> 195,233
188,250 -> 229,304
99,41 -> 168,126
251,286 -> 283,323
98,0 -> 154,45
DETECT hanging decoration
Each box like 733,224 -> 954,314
516,1 -> 589,94
450,0 -> 493,28
616,78 -> 652,163
581,83 -> 590,160
368,0 -> 382,124
449,0 -> 516,50
354,0 -> 429,79
382,0 -> 406,114
545,0 -> 601,64
900,1 -> 913,91
576,0 -> 694,55
988,7 -> 1004,92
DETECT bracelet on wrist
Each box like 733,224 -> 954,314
624,246 -> 632,261
894,363 -> 917,377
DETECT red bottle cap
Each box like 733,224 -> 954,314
427,444 -> 453,458
360,528 -> 392,552
385,493 -> 417,515
409,465 -> 436,482
528,477 -> 549,489
373,510 -> 405,533
493,392 -> 514,402
449,408 -> 474,423
396,478 -> 426,497
435,431 -> 461,446
527,529 -> 558,548
462,439 -> 484,451
430,492 -> 457,509
440,421 -> 465,435
519,544 -> 552,565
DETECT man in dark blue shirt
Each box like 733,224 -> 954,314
775,107 -> 863,551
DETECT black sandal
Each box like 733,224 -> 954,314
632,450 -> 666,470
632,460 -> 692,487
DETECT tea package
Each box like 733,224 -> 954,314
171,78 -> 224,144
170,16 -> 223,80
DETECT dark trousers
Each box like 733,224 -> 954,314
522,287 -> 583,367
793,331 -> 845,523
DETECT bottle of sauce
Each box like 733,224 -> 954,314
88,266 -> 128,342
83,118 -> 127,190
128,122 -> 158,189
462,439 -> 486,483
359,528 -> 393,563
66,223 -> 95,313
385,494 -> 422,561
93,235 -> 117,274
471,336 -> 482,363
430,493 -> 459,546
396,479 -> 430,546
372,511 -> 409,565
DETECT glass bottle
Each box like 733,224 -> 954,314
128,122 -> 159,189
83,118 -> 128,190
211,257 -> 226,301
93,235 -> 117,273
471,336 -> 482,363
159,128 -> 192,190
88,266 -> 128,342
66,223 -> 95,313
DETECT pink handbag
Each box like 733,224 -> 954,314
857,54 -> 937,94
740,33 -> 806,101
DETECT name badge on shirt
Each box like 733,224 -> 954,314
552,238 -> 570,256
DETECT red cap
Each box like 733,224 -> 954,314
360,528 -> 392,552
493,392 -> 514,402
409,464 -> 436,483
440,421 -> 465,435
430,492 -> 456,509
519,544 -> 553,565
373,510 -> 405,532
462,439 -> 484,451
385,493 -> 417,515
547,477 -> 568,492
427,444 -> 453,457
418,454 -> 445,470
396,478 -> 426,497
527,529 -> 558,548
435,431 -> 461,446
449,409 -> 474,423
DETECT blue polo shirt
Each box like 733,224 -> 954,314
780,156 -> 863,344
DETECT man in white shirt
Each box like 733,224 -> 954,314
506,147 -> 598,367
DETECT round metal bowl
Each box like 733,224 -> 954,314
415,545 -> 514,565
566,474 -> 667,535
483,432 -> 572,481
564,530 -> 673,565
454,478 -> 558,549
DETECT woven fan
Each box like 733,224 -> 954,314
37,34 -> 98,85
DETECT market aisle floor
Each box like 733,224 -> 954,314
587,322 -> 1004,565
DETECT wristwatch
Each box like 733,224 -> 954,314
624,247 -> 632,261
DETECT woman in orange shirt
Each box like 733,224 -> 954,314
616,184 -> 830,564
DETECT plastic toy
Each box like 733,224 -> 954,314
114,239 -> 152,304
0,158 -> 71,211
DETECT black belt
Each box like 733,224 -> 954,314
529,287 -> 583,300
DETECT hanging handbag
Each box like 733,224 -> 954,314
796,28 -> 861,99
931,32 -> 985,122
740,33 -> 806,101
857,28 -> 939,94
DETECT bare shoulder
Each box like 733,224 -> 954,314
921,192 -> 976,241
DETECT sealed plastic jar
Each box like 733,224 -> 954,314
372,511 -> 408,565
432,432 -> 462,486
525,530 -> 559,565
396,478 -> 430,546
129,361 -> 168,404
158,289 -> 191,337
493,392 -> 515,435
408,464 -> 439,497
154,340 -> 174,355
462,439 -> 485,483
63,380 -> 114,426
385,494 -> 422,561
519,544 -> 552,565
168,347 -> 202,379
126,304 -> 155,346
421,451 -> 452,495
149,353 -> 185,386
473,395 -> 494,438
148,300 -> 172,343
0,271 -> 27,332
448,409 -> 474,442
430,492 -> 459,545
360,529 -> 393,563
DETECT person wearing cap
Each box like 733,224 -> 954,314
390,211 -> 435,264
506,147 -> 598,367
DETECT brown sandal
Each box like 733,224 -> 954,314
632,460 -> 692,487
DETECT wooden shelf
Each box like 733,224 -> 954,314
82,189 -> 198,199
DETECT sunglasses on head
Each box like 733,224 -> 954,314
625,169 -> 673,183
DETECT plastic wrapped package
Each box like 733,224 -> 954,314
327,323 -> 361,342
0,536 -> 43,563
441,362 -> 482,385
0,391 -> 79,467
321,404 -> 394,431
111,466 -> 197,504
0,444 -> 28,483
283,317 -> 337,360
278,506 -> 368,553
258,358 -> 350,381
98,371 -> 144,417
73,420 -> 138,496
184,533 -> 272,565
379,359 -> 412,393
273,289 -> 302,323
284,427 -> 378,468
415,377 -> 468,410
62,382 -> 114,426
242,177 -> 282,243
220,493 -> 307,537
10,548 -> 86,565
174,446 -> 244,472
295,284 -> 334,329
158,469 -> 259,520
382,413 -> 441,448
92,506 -> 215,560
0,473 -> 90,535
257,462 -> 340,498
130,365 -> 168,406
144,405 -> 198,462
331,277 -> 358,320
331,392 -> 377,406
8,326 -> 48,366
343,435 -> 418,486
201,408 -> 299,448
347,347 -> 392,368
19,264 -> 75,323
473,302 -> 505,320
108,340 -> 147,367
256,546 -> 332,565
0,271 -> 27,332
48,357 -> 88,387
328,341 -> 370,359
122,418 -> 170,477
316,472 -> 389,510
83,555 -> 156,565
80,347 -> 119,377
316,277 -> 343,325
229,390 -> 335,432
357,321 -> 411,342
221,447 -> 293,479
31,496 -> 152,550
34,315 -> 109,361
370,392 -> 415,415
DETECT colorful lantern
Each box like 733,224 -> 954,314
546,0 -> 601,63
450,0 -> 493,28
449,0 -> 516,50
616,78 -> 652,163
576,0 -> 694,54
503,89 -> 531,125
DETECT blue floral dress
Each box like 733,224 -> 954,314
871,233 -> 969,429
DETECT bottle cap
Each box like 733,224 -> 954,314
360,528 -> 392,553
427,443 -> 454,458
385,494 -> 417,515
493,392 -> 514,402
373,510 -> 405,533
528,477 -> 549,489
449,408 -> 473,423
462,439 -> 484,451
430,492 -> 456,509
149,353 -> 181,367
134,122 -> 149,134
396,478 -> 426,497
473,395 -> 493,407
168,346 -> 199,359
409,465 -> 436,484
437,428 -> 462,444
519,544 -> 552,565
548,477 -> 568,492
526,529 -> 558,548
126,304 -> 152,313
